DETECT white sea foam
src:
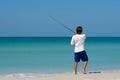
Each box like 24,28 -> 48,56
0,73 -> 34,78
0,72 -> 71,78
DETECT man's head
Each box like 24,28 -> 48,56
76,26 -> 83,34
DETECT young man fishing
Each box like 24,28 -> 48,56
71,26 -> 88,75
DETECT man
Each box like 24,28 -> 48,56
71,26 -> 88,75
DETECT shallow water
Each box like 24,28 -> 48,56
0,37 -> 120,74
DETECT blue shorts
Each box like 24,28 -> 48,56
74,50 -> 88,62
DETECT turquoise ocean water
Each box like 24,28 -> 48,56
0,37 -> 120,76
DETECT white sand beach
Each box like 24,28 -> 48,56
0,71 -> 120,80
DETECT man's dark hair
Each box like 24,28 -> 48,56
76,26 -> 83,34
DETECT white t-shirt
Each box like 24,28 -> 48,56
71,34 -> 86,53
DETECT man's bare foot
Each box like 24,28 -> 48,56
73,71 -> 77,75
82,69 -> 87,74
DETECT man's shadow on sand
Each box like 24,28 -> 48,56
88,71 -> 101,74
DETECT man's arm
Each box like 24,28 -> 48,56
71,36 -> 75,45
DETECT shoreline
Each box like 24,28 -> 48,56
0,70 -> 120,80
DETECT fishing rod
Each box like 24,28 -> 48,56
49,16 -> 75,33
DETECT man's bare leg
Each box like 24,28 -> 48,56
74,62 -> 78,75
82,61 -> 88,74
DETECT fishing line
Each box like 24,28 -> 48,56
49,16 -> 75,33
